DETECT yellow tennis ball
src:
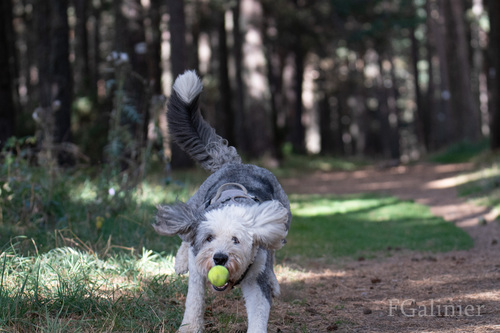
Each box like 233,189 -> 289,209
208,265 -> 229,287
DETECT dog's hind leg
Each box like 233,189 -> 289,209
174,241 -> 189,275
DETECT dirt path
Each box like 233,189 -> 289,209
270,163 -> 500,332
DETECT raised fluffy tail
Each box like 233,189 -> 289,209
167,70 -> 241,172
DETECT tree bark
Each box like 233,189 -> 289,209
232,0 -> 246,152
291,43 -> 306,154
168,0 -> 188,78
168,0 -> 193,168
216,8 -> 235,145
443,0 -> 481,142
410,23 -> 430,152
430,0 -> 453,147
0,0 -> 17,147
147,0 -> 163,95
239,0 -> 273,158
36,0 -> 73,165
487,0 -> 500,150
74,0 -> 91,96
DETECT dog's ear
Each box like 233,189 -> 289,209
249,200 -> 289,250
153,202 -> 199,241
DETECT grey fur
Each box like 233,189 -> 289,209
187,164 -> 292,230
154,202 -> 201,242
155,70 -> 292,332
256,250 -> 273,304
167,71 -> 241,172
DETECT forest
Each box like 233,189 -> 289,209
2,1 -> 500,332
1,0 -> 500,169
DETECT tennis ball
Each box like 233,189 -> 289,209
208,265 -> 229,287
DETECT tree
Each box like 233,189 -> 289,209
168,0 -> 194,168
239,0 -> 274,158
146,0 -> 164,96
35,0 -> 73,165
74,0 -> 92,97
442,0 -> 481,142
487,0 -> 500,150
0,0 -> 17,148
168,0 -> 188,78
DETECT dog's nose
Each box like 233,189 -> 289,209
213,252 -> 228,266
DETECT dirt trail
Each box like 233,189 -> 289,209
270,163 -> 500,332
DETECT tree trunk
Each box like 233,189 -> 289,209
425,0 -> 438,150
410,22 -> 429,152
147,0 -> 163,95
487,0 -> 500,149
36,0 -> 73,165
263,8 -> 285,160
0,0 -> 17,147
377,55 -> 400,160
319,90 -> 334,155
430,0 -> 453,147
216,8 -> 235,145
168,0 -> 188,78
232,0 -> 246,152
168,0 -> 193,168
443,0 -> 481,142
74,0 -> 91,96
89,2 -> 100,101
239,0 -> 273,158
291,43 -> 306,154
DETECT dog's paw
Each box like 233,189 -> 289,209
178,322 -> 203,333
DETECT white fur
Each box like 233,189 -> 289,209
174,242 -> 189,275
158,69 -> 291,332
173,70 -> 203,104
174,203 -> 288,332
178,249 -> 206,332
241,249 -> 272,333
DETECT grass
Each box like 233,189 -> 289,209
429,141 -> 500,223
455,153 -> 500,215
278,194 -> 473,262
0,153 -> 476,331
0,245 -> 187,332
428,139 -> 489,164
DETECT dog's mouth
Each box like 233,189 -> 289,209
211,282 -> 230,292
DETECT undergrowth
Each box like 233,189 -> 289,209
0,244 -> 186,332
0,136 -> 480,332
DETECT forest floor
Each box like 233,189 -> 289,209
211,163 -> 500,332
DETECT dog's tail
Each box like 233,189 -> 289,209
167,70 -> 241,172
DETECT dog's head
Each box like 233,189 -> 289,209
154,201 -> 289,291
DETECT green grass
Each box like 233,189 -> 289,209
0,156 -> 476,331
428,139 -> 489,164
278,194 -> 473,262
0,245 -> 186,332
261,151 -> 368,178
0,157 -> 204,256
456,154 -> 500,215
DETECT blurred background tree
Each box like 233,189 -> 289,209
1,0 -> 498,167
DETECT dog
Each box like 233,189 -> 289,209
153,70 -> 292,332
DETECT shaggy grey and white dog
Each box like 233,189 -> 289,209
153,70 -> 292,332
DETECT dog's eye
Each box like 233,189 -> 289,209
206,235 -> 214,243
232,237 -> 240,244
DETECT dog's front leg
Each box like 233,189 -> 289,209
241,278 -> 272,333
178,250 -> 206,332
